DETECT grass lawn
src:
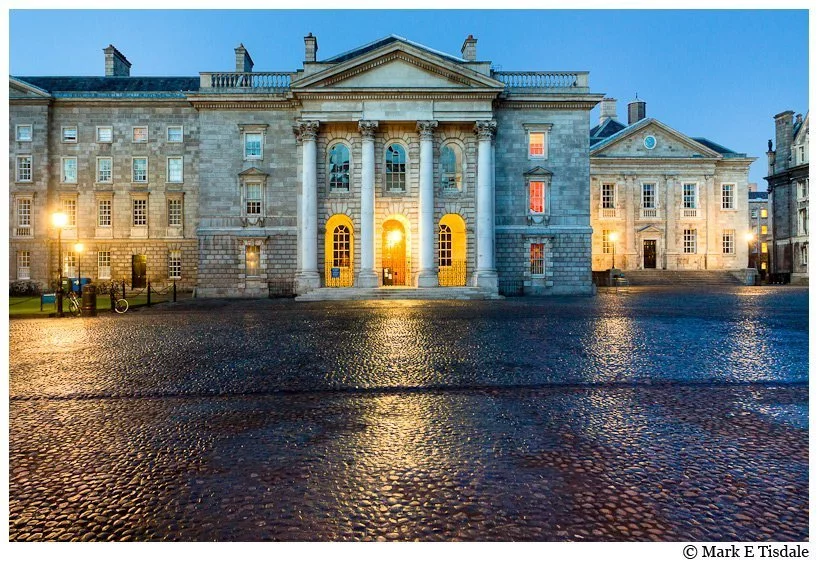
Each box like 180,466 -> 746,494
8,290 -> 179,317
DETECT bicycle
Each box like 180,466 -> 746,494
66,291 -> 81,316
114,297 -> 129,314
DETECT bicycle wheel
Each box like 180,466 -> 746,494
114,298 -> 129,314
69,300 -> 81,316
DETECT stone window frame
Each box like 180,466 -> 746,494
166,125 -> 184,143
61,125 -> 78,143
16,124 -> 32,142
439,139 -> 466,193
682,181 -> 699,210
132,125 -> 149,143
16,155 -> 32,183
238,168 -> 269,226
600,182 -> 617,210
96,156 -> 113,183
167,195 -> 184,228
97,196 -> 113,228
529,242 -> 545,277
63,250 -> 78,279
523,123 -> 553,161
722,230 -> 735,255
97,250 -> 112,280
683,228 -> 697,254
17,250 -> 31,280
239,124 -> 268,162
96,125 -> 113,143
383,140 -> 408,193
326,140 -> 352,194
524,168 -> 552,224
167,249 -> 182,280
60,194 -> 78,228
14,194 -> 33,238
602,229 -> 613,254
241,239 -> 266,279
132,195 -> 149,227
132,157 -> 148,183
61,156 -> 78,184
720,183 -> 736,210
166,156 -> 184,184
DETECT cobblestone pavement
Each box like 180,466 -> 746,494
9,287 -> 808,541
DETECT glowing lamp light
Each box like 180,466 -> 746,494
609,232 -> 619,243
74,242 -> 84,253
386,229 -> 403,249
52,211 -> 68,228
745,232 -> 755,242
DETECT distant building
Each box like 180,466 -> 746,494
747,183 -> 771,277
765,111 -> 809,283
589,98 -> 754,274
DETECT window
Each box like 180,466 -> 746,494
98,251 -> 111,279
683,229 -> 697,254
246,245 -> 260,277
328,143 -> 350,191
167,157 -> 183,183
642,183 -> 656,209
97,199 -> 112,227
440,144 -> 463,191
761,242 -> 768,253
133,199 -> 147,226
721,184 -> 735,209
683,183 -> 698,209
133,126 -> 148,143
385,143 -> 406,191
168,198 -> 183,227
601,183 -> 616,209
244,132 -> 263,159
64,251 -> 77,279
761,262 -> 767,271
797,179 -> 809,199
96,126 -> 113,143
16,156 -> 32,182
722,230 -> 735,254
167,126 -> 183,143
132,158 -> 148,183
799,145 -> 805,164
801,244 -> 808,266
760,208 -> 768,218
761,225 -> 768,235
602,230 -> 612,254
529,181 -> 545,214
62,126 -> 77,143
168,250 -> 182,279
439,225 -> 452,267
751,210 -> 758,219
17,251 -> 31,280
97,157 -> 112,183
61,197 -> 77,227
798,208 -> 808,236
16,198 -> 31,233
332,226 -> 351,268
245,182 -> 262,216
16,125 -> 32,141
62,157 -> 77,183
528,132 -> 546,159
530,243 -> 545,275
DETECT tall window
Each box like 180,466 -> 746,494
61,197 -> 77,227
244,133 -> 262,159
328,143 -> 350,191
167,157 -> 183,183
601,183 -> 616,209
530,243 -> 545,275
801,243 -> 808,266
439,224 -> 453,267
529,181 -> 545,214
332,225 -> 351,268
97,251 -> 111,279
133,199 -> 147,226
528,132 -> 546,159
246,245 -> 260,276
17,198 -> 31,231
132,126 -> 148,143
683,229 -> 697,254
722,230 -> 735,254
17,251 -> 31,280
798,209 -> 808,235
683,183 -> 697,209
245,182 -> 262,216
97,157 -> 112,183
64,251 -> 77,278
97,199 -> 112,227
167,126 -> 183,142
16,125 -> 32,141
602,230 -> 612,254
62,157 -> 77,183
385,144 -> 406,191
761,242 -> 768,253
62,126 -> 77,143
168,250 -> 182,279
721,184 -> 735,209
761,225 -> 768,235
16,156 -> 32,182
132,158 -> 148,183
760,208 -> 768,219
168,198 -> 183,227
440,144 -> 462,191
642,183 -> 656,209
96,126 -> 113,143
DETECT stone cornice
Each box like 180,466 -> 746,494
496,100 -> 600,110
293,90 -> 499,101
189,100 -> 297,110
10,98 -> 51,107
50,98 -> 191,109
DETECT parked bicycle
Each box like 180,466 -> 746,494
66,291 -> 82,316
113,296 -> 129,314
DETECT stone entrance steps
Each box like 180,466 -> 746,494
622,270 -> 742,286
295,286 -> 503,301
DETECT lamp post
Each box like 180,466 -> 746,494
74,242 -> 84,296
610,232 -> 619,270
52,211 -> 68,315
745,232 -> 755,268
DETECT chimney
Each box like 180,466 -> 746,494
304,33 -> 318,63
235,44 -> 254,73
796,113 -> 803,125
461,35 -> 477,62
103,45 -> 131,77
627,95 -> 646,125
767,139 -> 776,176
599,97 -> 617,125
773,110 -> 794,172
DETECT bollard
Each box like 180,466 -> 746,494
173,281 -> 177,302
122,279 -> 126,299
110,285 -> 116,311
147,282 -> 152,307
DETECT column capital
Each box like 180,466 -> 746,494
474,120 -> 497,141
294,120 -> 320,142
416,120 -> 439,140
358,120 -> 379,140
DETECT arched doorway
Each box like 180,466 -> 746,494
324,214 -> 354,287
438,213 -> 467,286
382,219 -> 407,285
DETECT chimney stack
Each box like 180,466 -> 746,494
103,45 -> 131,77
773,110 -> 794,172
461,35 -> 477,62
627,95 -> 646,125
599,97 -> 617,125
235,44 -> 254,73
304,33 -> 318,63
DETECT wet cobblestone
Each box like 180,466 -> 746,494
9,287 -> 809,541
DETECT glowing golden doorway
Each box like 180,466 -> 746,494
382,219 -> 407,286
324,214 -> 354,287
438,214 -> 467,286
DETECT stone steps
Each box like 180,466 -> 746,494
622,270 -> 741,286
295,286 -> 503,301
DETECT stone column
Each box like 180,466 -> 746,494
625,176 -> 635,270
416,120 -> 439,287
704,175 -> 716,270
294,120 -> 320,293
474,120 -> 498,290
357,120 -> 379,287
664,175 -> 677,269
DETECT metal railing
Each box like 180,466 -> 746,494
492,71 -> 588,90
200,72 -> 291,91
268,279 -> 296,298
498,279 -> 525,297
438,261 -> 467,287
324,263 -> 354,288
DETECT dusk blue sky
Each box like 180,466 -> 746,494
9,9 -> 809,186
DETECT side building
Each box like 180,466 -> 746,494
747,183 -> 771,279
765,111 -> 809,283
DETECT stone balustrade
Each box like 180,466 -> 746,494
492,71 -> 589,91
200,72 -> 291,91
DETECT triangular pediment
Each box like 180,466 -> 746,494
637,224 -> 664,234
524,166 -> 554,176
238,167 -> 268,177
591,118 -> 722,159
9,77 -> 52,99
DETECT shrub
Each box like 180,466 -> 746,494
10,280 -> 43,297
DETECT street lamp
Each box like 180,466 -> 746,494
74,243 -> 84,296
609,232 -> 619,270
52,211 -> 68,315
745,232 -> 756,268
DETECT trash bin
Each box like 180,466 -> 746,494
81,284 -> 97,317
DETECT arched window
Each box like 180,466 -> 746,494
333,225 -> 351,268
328,143 -> 350,191
385,143 -> 406,192
440,144 -> 462,191
439,224 -> 453,267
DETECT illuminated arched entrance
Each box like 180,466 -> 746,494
438,213 -> 467,286
324,214 -> 354,287
382,219 -> 408,286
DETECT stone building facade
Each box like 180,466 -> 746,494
765,111 -> 809,283
747,184 -> 771,277
10,35 -> 602,297
589,98 -> 754,273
